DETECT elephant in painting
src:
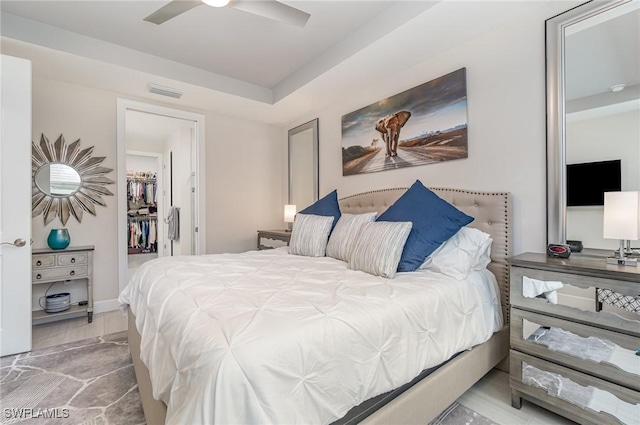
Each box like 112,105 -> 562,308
375,111 -> 411,157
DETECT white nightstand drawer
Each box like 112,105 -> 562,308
510,350 -> 640,425
32,254 -> 56,268
510,266 -> 640,336
57,252 -> 88,266
511,308 -> 640,391
33,266 -> 88,283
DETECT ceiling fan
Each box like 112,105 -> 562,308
144,0 -> 311,28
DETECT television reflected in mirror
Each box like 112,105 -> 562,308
566,159 -> 621,207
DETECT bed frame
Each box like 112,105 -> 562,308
127,187 -> 511,424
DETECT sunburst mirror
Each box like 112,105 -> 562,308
32,134 -> 115,225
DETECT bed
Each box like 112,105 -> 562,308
122,187 -> 511,424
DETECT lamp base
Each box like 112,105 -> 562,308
606,257 -> 638,267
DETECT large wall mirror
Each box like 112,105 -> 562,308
546,0 -> 640,250
288,119 -> 319,210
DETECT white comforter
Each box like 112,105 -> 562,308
119,248 -> 503,425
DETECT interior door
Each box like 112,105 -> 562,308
0,55 -> 32,356
163,151 -> 173,256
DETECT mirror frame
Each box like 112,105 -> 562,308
288,118 -> 319,205
546,0 -> 630,245
32,133 -> 114,225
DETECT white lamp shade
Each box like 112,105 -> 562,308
603,191 -> 640,240
284,205 -> 296,223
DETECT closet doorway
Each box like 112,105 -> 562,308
117,100 -> 206,292
125,150 -> 163,281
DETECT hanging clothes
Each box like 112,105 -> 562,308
168,206 -> 180,241
127,218 -> 158,253
126,177 -> 157,205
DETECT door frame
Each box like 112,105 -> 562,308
116,99 -> 206,293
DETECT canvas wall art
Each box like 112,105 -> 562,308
341,68 -> 468,176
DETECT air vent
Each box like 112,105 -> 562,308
147,83 -> 183,99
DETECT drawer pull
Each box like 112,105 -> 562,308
70,270 -> 75,276
36,274 -> 42,280
71,258 -> 76,263
36,260 -> 42,266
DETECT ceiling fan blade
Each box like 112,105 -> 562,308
230,0 -> 310,28
144,0 -> 203,25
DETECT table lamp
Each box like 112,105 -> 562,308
603,191 -> 640,267
284,204 -> 296,232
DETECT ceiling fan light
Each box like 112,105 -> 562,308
202,0 -> 230,7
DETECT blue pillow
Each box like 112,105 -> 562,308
377,180 -> 473,272
299,190 -> 341,231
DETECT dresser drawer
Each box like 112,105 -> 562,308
32,254 -> 56,268
33,266 -> 88,283
510,350 -> 640,425
510,266 -> 640,336
511,308 -> 640,391
57,252 -> 88,266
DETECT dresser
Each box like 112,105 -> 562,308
508,253 -> 640,424
256,229 -> 291,250
32,246 -> 94,325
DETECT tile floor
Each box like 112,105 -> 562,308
31,309 -> 128,351
458,368 -> 575,425
31,315 -> 575,425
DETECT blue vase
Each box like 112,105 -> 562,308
47,228 -> 70,250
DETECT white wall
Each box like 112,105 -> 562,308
566,109 -> 640,249
206,113 -> 283,253
126,154 -> 159,176
285,3 -> 569,256
166,127 -> 193,256
30,76 -> 283,308
32,78 -> 119,308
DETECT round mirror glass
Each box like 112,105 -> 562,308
35,163 -> 82,197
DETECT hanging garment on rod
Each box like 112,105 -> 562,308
168,206 -> 180,241
127,178 -> 157,205
127,217 -> 158,253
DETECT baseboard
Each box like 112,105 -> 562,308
93,299 -> 121,314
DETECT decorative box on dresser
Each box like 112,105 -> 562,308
32,245 -> 94,325
508,252 -> 640,425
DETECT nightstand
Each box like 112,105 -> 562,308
257,229 -> 291,250
32,245 -> 94,325
508,252 -> 639,425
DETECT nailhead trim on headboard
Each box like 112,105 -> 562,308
338,187 -> 512,325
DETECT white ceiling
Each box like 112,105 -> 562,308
7,0 -> 616,125
565,5 -> 640,101
126,109 -> 194,146
0,1 -> 583,125
1,1 -> 437,103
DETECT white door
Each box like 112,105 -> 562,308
163,150 -> 173,256
0,55 -> 32,356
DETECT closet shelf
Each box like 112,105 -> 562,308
127,215 -> 158,221
126,177 -> 156,183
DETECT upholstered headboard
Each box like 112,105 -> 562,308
339,187 -> 512,324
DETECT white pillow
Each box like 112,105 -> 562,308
326,212 -> 377,262
420,227 -> 493,280
348,221 -> 412,279
288,214 -> 334,257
